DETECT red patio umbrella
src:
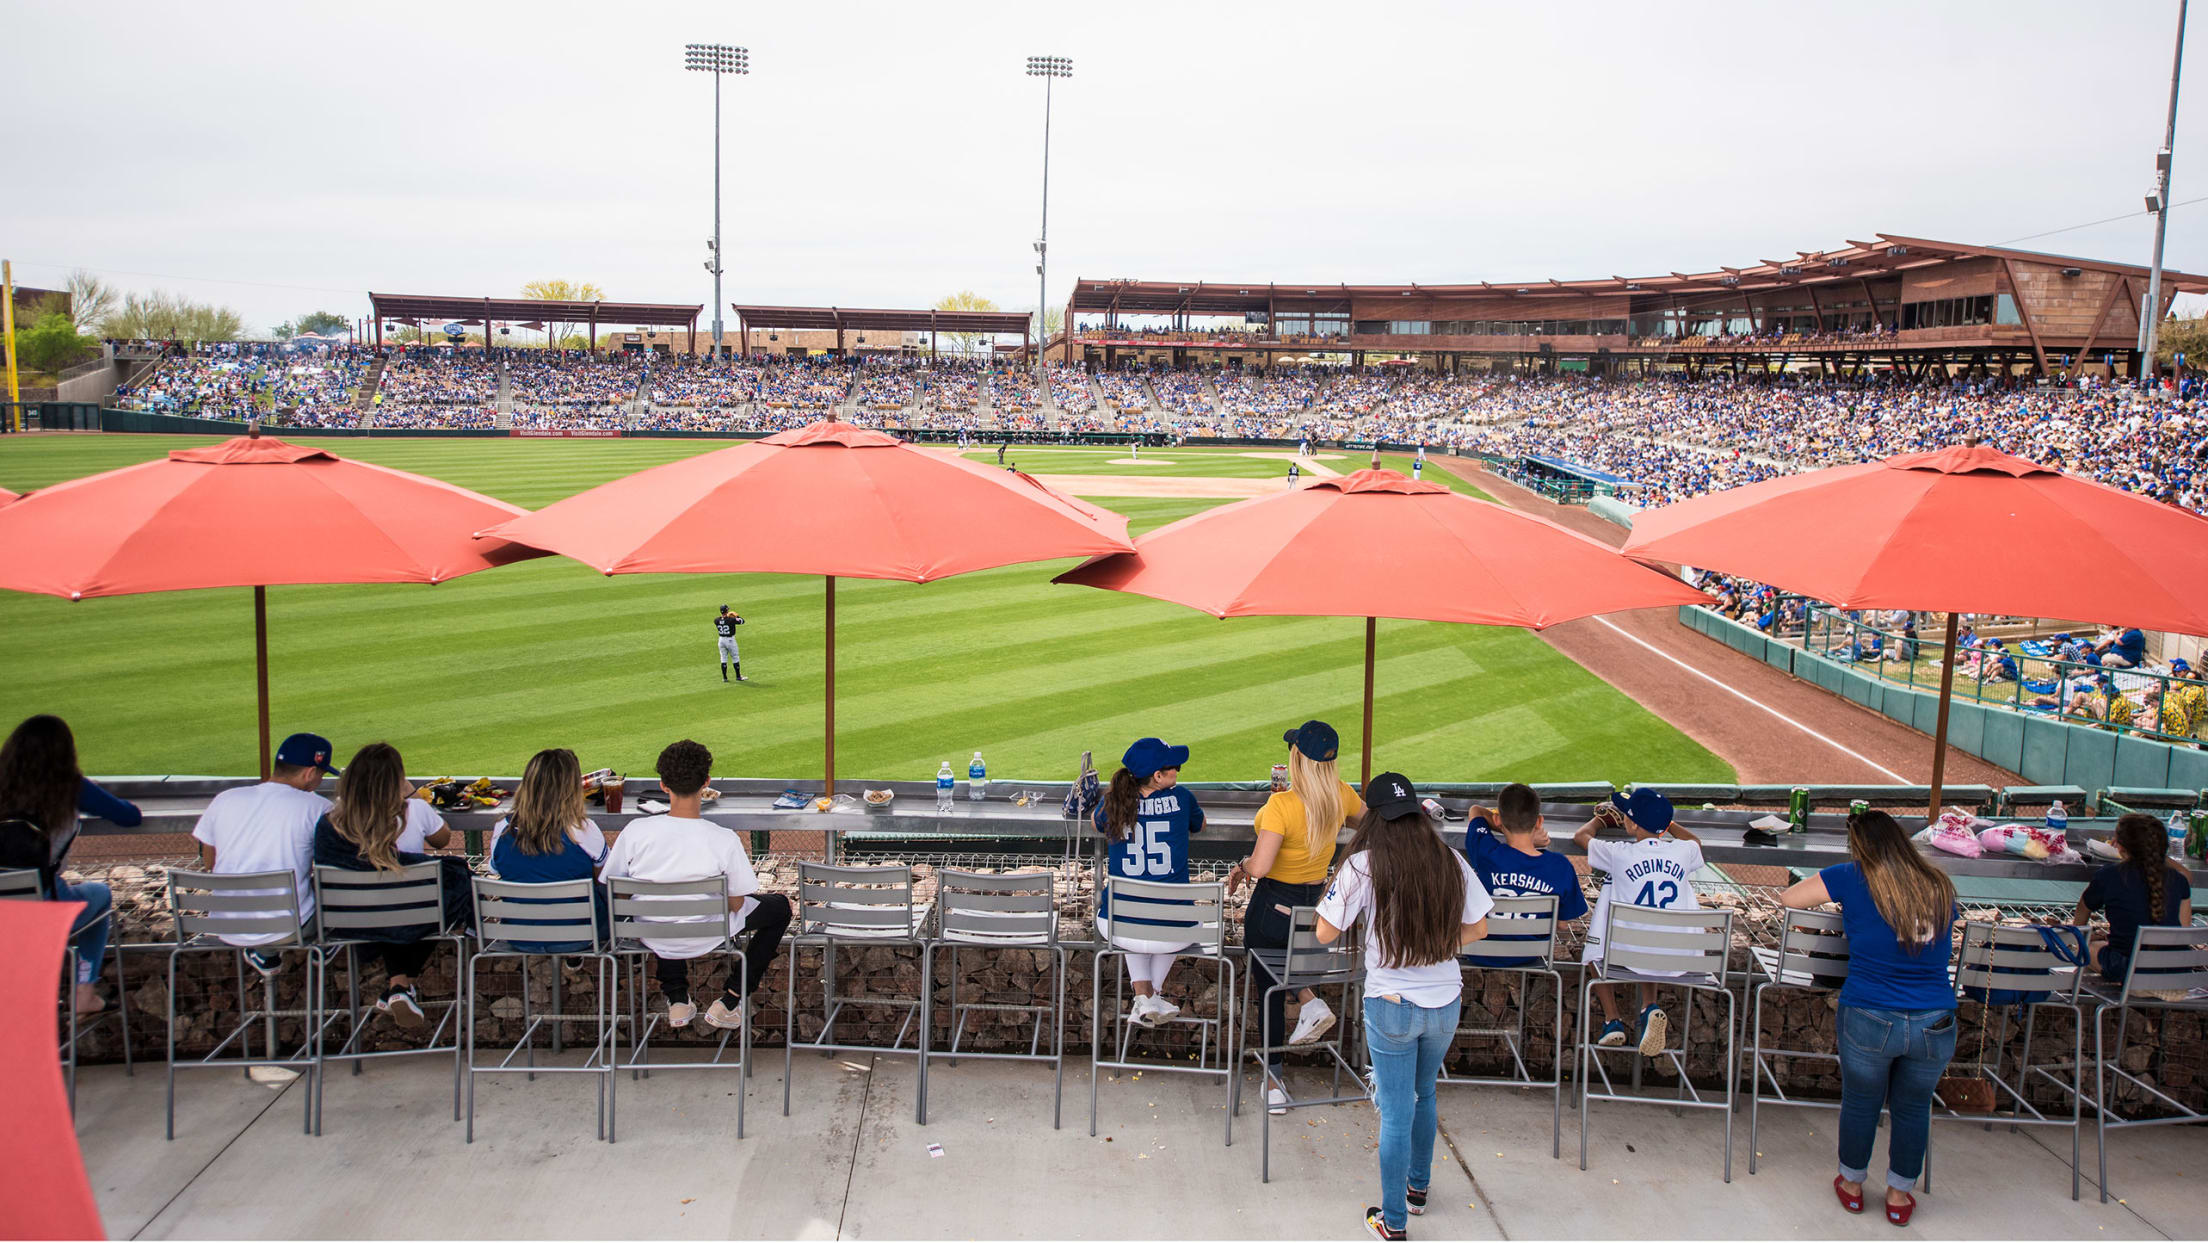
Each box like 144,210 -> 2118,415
0,486 -> 18,509
0,432 -> 542,776
1622,443 -> 2208,812
1054,468 -> 1708,782
477,421 -> 1133,791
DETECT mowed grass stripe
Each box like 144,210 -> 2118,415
0,435 -> 1729,784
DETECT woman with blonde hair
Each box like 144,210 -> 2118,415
489,748 -> 608,953
1781,809 -> 1961,1227
1228,720 -> 1363,1113
312,742 -> 472,1027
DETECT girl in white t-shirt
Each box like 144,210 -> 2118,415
1315,772 -> 1491,1241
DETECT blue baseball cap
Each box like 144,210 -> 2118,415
1282,720 -> 1340,763
1122,737 -> 1189,779
1365,770 -> 1422,820
2173,658 -> 2192,673
274,732 -> 339,775
1609,787 -> 1675,835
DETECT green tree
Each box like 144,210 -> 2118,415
521,279 -> 605,350
18,311 -> 96,373
2155,313 -> 2208,373
274,310 -> 348,340
934,290 -> 999,357
97,290 -> 245,343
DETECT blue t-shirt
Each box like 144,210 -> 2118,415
1820,861 -> 1959,1011
2115,628 -> 2147,665
489,832 -> 605,951
1094,785 -> 1204,925
2082,862 -> 2191,977
1462,817 -> 1587,965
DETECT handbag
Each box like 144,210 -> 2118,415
1062,750 -> 1100,823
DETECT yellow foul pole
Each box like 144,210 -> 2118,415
2,259 -> 18,432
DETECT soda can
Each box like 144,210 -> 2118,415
1270,763 -> 1290,793
2188,810 -> 2208,860
1849,799 -> 1870,818
1788,787 -> 1810,833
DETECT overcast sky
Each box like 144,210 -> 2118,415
4,0 -> 2204,334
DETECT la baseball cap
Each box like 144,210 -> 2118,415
1282,720 -> 1339,762
1610,787 -> 1675,835
1121,737 -> 1190,779
274,732 -> 340,775
1365,770 -> 1422,820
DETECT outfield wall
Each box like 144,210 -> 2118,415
1682,605 -> 2208,794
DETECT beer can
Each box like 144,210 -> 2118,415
1270,763 -> 1290,792
1849,799 -> 1870,818
1788,787 -> 1810,833
2188,810 -> 2208,860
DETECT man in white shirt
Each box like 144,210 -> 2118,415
600,739 -> 791,1031
190,732 -> 338,969
1574,787 -> 1706,1056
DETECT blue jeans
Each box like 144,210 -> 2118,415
1365,993 -> 1460,1231
1836,1005 -> 1957,1192
54,879 -> 112,986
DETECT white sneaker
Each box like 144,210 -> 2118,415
1128,995 -> 1161,1028
704,996 -> 747,1031
1266,1083 -> 1290,1116
668,1000 -> 697,1029
1288,998 -> 1336,1045
1147,995 -> 1182,1024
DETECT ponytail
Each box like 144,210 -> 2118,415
1101,768 -> 1142,842
2113,813 -> 2173,928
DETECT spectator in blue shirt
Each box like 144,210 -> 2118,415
1781,810 -> 1960,1227
488,748 -> 608,953
0,714 -> 140,1015
2072,814 -> 2193,984
1461,783 -> 1586,965
2095,627 -> 2148,669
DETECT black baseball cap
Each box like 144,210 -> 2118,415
273,732 -> 340,775
1282,720 -> 1340,762
720,604 -> 731,612
1366,770 -> 1422,820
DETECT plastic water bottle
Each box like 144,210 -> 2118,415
935,762 -> 955,813
2046,800 -> 2068,837
968,751 -> 988,803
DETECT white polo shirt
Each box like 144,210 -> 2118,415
190,781 -> 333,945
598,813 -> 760,959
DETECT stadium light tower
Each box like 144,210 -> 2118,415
2140,0 -> 2188,386
686,42 -> 749,361
1027,55 -> 1072,387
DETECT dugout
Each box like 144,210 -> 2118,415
1514,454 -> 1633,504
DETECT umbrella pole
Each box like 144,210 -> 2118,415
1361,616 -> 1376,787
824,575 -> 836,798
254,586 -> 271,781
1926,611 -> 1959,821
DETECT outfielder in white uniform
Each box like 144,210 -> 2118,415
1573,788 -> 1705,1056
714,605 -> 746,683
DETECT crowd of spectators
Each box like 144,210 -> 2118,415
509,406 -> 625,430
855,359 -> 923,410
987,368 -> 1040,414
377,349 -> 496,405
372,406 -> 496,430
1151,369 -> 1213,415
1046,362 -> 1096,414
1095,371 -> 1150,414
506,352 -> 642,405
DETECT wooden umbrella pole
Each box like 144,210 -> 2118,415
1926,610 -> 1960,821
1361,616 -> 1377,787
254,586 -> 272,780
824,575 -> 836,798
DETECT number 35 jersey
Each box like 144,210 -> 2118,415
1092,786 -> 1205,924
1582,833 -> 1705,969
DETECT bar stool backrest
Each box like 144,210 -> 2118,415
608,876 -> 733,952
1956,923 -> 2086,1003
166,868 -> 306,947
1775,908 -> 1850,985
1598,901 -> 1731,981
0,867 -> 43,900
936,868 -> 1056,946
798,862 -> 916,939
2116,924 -> 2208,1003
312,862 -> 447,941
1098,876 -> 1226,955
1460,893 -> 1559,966
472,876 -> 602,952
1281,905 -> 1361,984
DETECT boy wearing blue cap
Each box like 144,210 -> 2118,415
1095,737 -> 1205,1028
1574,787 -> 1705,1056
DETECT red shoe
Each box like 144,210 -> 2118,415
1833,1176 -> 1865,1214
1886,1192 -> 1916,1227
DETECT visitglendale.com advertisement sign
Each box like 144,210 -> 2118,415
510,429 -> 623,438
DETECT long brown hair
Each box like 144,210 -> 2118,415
2113,813 -> 2174,930
509,748 -> 585,856
1343,805 -> 1466,968
1286,747 -> 1345,861
328,742 -> 410,872
0,715 -> 80,841
1101,767 -> 1142,842
1845,809 -> 1956,954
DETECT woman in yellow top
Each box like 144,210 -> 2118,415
1228,719 -> 1363,1113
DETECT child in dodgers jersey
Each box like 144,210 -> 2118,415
1093,736 -> 1205,1029
1573,787 -> 1706,1056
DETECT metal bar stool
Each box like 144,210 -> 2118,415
1745,907 -> 1852,1175
1445,894 -> 1566,1159
2074,925 -> 2208,1202
783,862 -> 933,1119
308,861 -> 468,1136
609,876 -> 753,1141
1574,902 -> 1739,1180
464,876 -> 620,1144
162,868 -> 323,1141
923,868 -> 1067,1127
1235,904 -> 1365,1182
1090,875 -> 1238,1147
1940,922 -> 2091,1199
0,866 -> 131,1112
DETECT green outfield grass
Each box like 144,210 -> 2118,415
0,435 -> 1731,785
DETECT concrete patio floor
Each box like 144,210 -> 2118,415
70,1051 -> 2205,1240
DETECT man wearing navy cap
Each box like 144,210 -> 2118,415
190,732 -> 339,971
1573,787 -> 1705,1056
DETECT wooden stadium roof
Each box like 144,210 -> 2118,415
733,305 -> 1033,335
368,292 -> 701,327
1071,234 -> 2208,313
